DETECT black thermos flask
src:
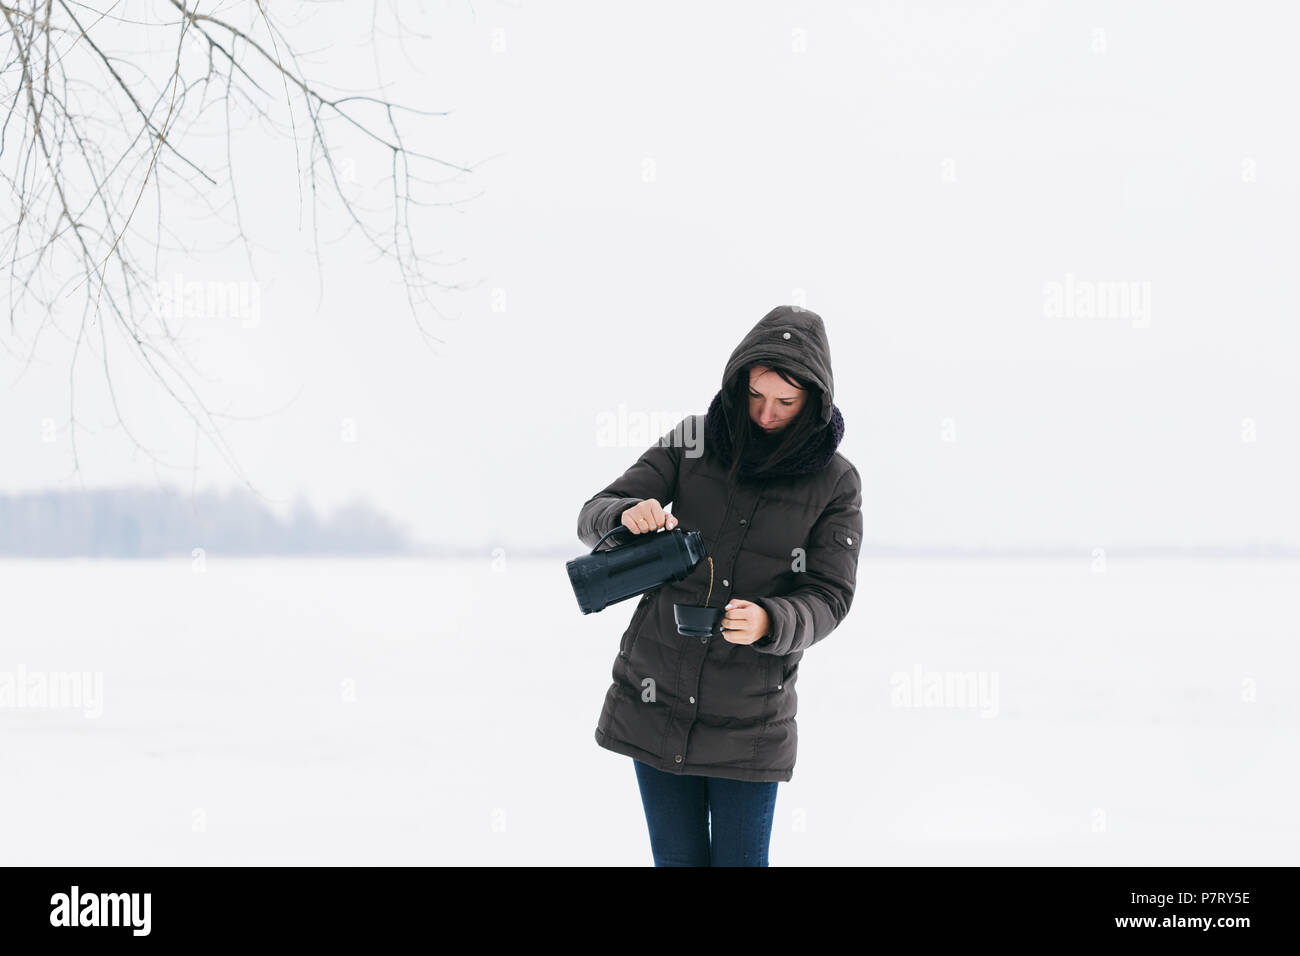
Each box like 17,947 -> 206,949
567,525 -> 708,614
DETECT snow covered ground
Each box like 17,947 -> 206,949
1,555 -> 1295,865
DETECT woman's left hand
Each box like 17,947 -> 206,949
721,599 -> 770,645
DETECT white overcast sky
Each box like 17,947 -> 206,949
2,0 -> 1297,551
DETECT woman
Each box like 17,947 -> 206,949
576,305 -> 863,866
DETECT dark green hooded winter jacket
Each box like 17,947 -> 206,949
576,305 -> 863,782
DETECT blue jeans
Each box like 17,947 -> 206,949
633,758 -> 779,866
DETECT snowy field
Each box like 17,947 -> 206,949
1,555 -> 1296,866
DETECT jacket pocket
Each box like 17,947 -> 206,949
618,593 -> 653,660
764,654 -> 790,722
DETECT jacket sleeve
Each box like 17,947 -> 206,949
576,417 -> 686,550
751,463 -> 863,657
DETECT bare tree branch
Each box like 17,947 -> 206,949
0,0 -> 491,506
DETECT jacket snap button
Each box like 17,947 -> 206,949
674,754 -> 683,763
846,537 -> 852,545
782,331 -> 791,339
722,579 -> 729,587
777,684 -> 782,690
700,636 -> 707,644
689,696 -> 695,703
739,518 -> 747,526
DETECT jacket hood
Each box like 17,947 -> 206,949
720,305 -> 836,427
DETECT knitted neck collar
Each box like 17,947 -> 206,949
703,389 -> 844,484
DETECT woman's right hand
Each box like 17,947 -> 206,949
621,498 -> 678,534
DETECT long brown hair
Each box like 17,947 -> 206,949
723,365 -> 824,484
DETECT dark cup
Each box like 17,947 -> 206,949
673,603 -> 724,638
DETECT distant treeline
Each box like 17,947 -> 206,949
0,486 -> 413,557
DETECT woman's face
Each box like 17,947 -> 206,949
748,366 -> 806,433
